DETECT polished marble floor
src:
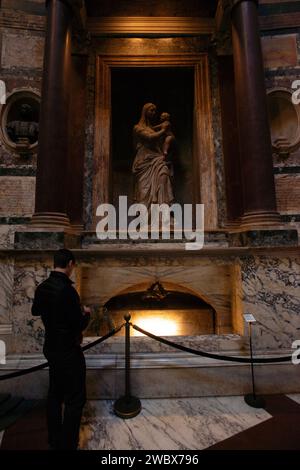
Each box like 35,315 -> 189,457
80,396 -> 271,450
287,393 -> 300,405
2,395 -> 300,450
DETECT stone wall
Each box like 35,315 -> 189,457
0,0 -> 45,227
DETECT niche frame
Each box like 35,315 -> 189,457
267,86 -> 300,159
92,53 -> 217,230
0,88 -> 40,155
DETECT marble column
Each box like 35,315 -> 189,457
218,55 -> 243,224
231,0 -> 279,226
67,53 -> 88,231
31,0 -> 72,228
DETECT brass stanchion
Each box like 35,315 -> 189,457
244,315 -> 266,409
114,314 -> 141,419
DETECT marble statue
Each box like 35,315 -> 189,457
6,103 -> 39,155
132,103 -> 175,207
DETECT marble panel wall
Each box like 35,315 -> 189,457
0,257 -> 14,325
241,255 -> 300,350
12,259 -> 51,353
1,253 -> 299,355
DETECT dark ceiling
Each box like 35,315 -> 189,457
85,0 -> 218,18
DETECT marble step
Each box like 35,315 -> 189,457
0,352 -> 298,399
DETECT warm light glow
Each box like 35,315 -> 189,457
129,38 -> 144,43
132,313 -> 179,337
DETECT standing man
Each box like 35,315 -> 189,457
32,249 -> 90,450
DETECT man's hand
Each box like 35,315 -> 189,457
83,305 -> 91,315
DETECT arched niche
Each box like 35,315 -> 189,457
0,88 -> 40,157
93,281 -> 217,337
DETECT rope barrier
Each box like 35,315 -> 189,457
132,324 -> 292,364
0,324 -> 124,381
81,323 -> 124,352
0,320 -> 293,383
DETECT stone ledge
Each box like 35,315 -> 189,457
0,227 -> 296,254
14,229 -> 81,250
82,334 -> 246,354
83,229 -> 298,249
229,229 -> 298,247
0,347 -> 293,371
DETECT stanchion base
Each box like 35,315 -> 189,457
244,393 -> 266,409
114,396 -> 141,419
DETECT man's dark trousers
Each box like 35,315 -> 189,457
45,346 -> 86,450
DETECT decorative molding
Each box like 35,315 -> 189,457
87,16 -> 215,36
0,324 -> 12,335
0,8 -> 46,32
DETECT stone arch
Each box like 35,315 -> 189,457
99,280 -> 218,336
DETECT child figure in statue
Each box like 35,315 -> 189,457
153,112 -> 175,157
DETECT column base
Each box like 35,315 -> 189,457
240,211 -> 281,228
30,212 -> 71,229
223,219 -> 242,230
69,223 -> 84,234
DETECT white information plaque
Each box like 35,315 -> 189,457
243,314 -> 256,323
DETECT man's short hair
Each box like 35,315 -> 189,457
53,249 -> 75,268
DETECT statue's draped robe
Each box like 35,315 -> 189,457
132,125 -> 174,207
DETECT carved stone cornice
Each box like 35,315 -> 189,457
87,16 -> 215,36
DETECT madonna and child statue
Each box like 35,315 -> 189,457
132,103 -> 176,208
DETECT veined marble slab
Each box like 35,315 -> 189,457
0,259 -> 14,325
80,396 -> 271,450
242,255 -> 300,349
